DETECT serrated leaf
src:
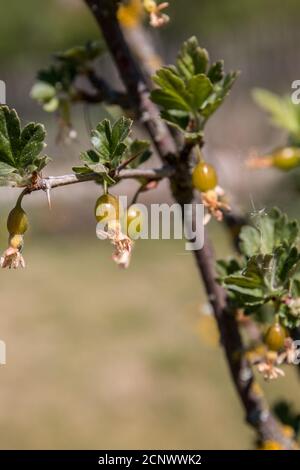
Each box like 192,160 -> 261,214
86,162 -> 108,174
151,38 -> 238,133
208,61 -> 224,83
152,68 -> 191,112
0,161 -> 16,176
201,72 -> 238,119
35,155 -> 51,172
111,116 -> 132,152
81,149 -> 101,164
125,139 -> 152,169
91,117 -> 132,166
253,88 -> 300,136
160,109 -> 190,132
0,106 -> 20,167
217,259 -> 242,277
186,74 -> 213,110
176,36 -> 209,80
239,225 -> 261,257
239,208 -> 299,257
18,123 -> 46,166
274,245 -> 299,283
0,106 -> 48,185
220,207 -> 300,325
75,117 -> 132,179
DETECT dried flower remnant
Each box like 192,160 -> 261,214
97,220 -> 133,269
0,235 -> 25,269
256,354 -> 285,381
278,338 -> 300,365
202,186 -> 231,224
143,0 -> 169,28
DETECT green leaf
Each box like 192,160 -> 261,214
0,161 -> 16,176
0,106 -> 20,166
186,74 -> 213,110
85,162 -> 108,174
74,117 -> 133,180
176,36 -> 209,80
160,109 -> 190,132
150,37 -> 238,133
54,41 -> 104,64
253,88 -> 300,136
0,106 -> 48,186
201,72 -> 238,119
239,208 -> 299,257
18,123 -> 46,166
81,149 -> 102,164
91,117 -> 132,165
125,139 -> 152,169
72,166 -> 93,175
277,246 -> 300,283
208,61 -> 224,83
219,207 -> 300,325
111,116 -> 132,151
152,68 -> 191,111
239,225 -> 261,257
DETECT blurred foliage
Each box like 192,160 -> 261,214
0,0 -> 99,64
167,0 -> 300,38
1,0 -> 300,65
253,89 -> 300,146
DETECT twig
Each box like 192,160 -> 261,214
84,0 -> 297,449
85,70 -> 131,108
18,165 -> 174,195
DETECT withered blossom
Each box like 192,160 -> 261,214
202,186 -> 231,224
97,220 -> 133,269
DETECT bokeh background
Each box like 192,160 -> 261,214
0,0 -> 300,449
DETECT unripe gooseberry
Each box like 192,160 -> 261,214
272,147 -> 300,170
144,0 -> 157,13
264,321 -> 286,352
192,162 -> 218,193
7,204 -> 29,235
125,205 -> 143,239
94,194 -> 120,223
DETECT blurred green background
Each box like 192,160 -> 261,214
0,0 -> 300,449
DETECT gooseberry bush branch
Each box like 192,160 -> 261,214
80,0 -> 298,449
1,0 -> 299,449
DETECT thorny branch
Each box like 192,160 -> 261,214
18,165 -> 174,196
83,0 -> 297,449
83,70 -> 131,108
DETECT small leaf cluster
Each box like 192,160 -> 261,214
31,41 -> 104,113
0,106 -> 50,186
218,208 -> 300,328
253,88 -> 300,146
73,116 -> 151,185
151,36 -> 238,142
